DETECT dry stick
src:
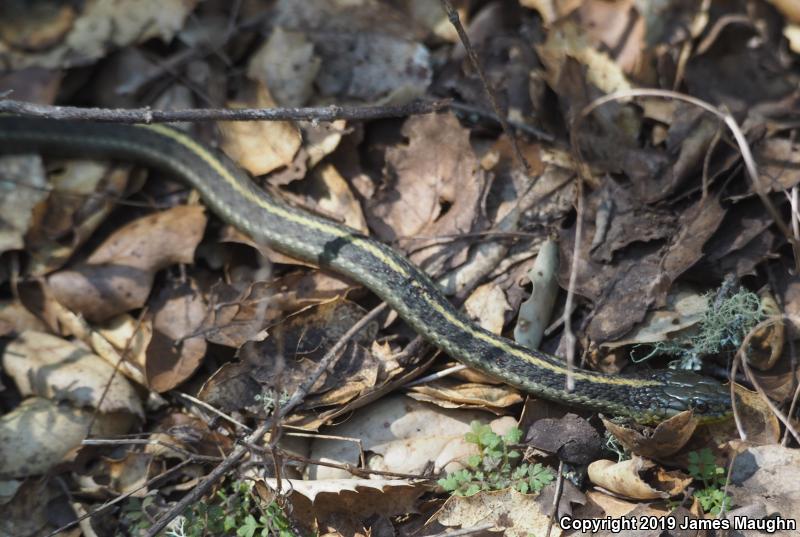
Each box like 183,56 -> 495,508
0,98 -> 449,124
561,177 -> 584,392
448,100 -> 555,142
545,460 -> 565,537
145,303 -> 388,537
81,438 -> 223,462
439,0 -> 531,176
576,88 -> 800,272
426,523 -> 496,537
85,307 -> 148,436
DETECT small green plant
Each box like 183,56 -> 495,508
603,431 -> 630,462
120,480 -> 295,537
636,289 -> 763,370
687,448 -> 731,516
438,421 -> 554,496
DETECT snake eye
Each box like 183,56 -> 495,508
691,399 -> 709,414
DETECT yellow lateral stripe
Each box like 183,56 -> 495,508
141,124 -> 410,277
421,290 -> 660,386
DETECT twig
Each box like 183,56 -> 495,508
561,178 -> 584,392
426,523 -> 496,537
440,0 -> 531,175
81,438 -> 223,462
0,98 -> 450,124
449,100 -> 555,142
144,303 -> 388,537
176,391 -> 252,432
545,460 -> 565,537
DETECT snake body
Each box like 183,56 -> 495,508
0,116 -> 731,423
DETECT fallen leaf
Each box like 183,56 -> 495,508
145,280 -> 207,393
435,487 -> 559,537
247,26 -> 320,107
307,395 -> 490,479
367,112 -> 487,270
47,205 -> 207,322
464,282 -> 510,335
3,330 -> 143,417
219,82 -> 301,176
727,444 -> 800,534
587,457 -> 676,500
407,380 -> 522,414
0,0 -> 198,70
0,397 -> 134,478
601,411 -> 698,459
0,155 -> 48,256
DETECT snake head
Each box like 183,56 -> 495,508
650,369 -> 732,423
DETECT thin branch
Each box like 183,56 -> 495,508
440,0 -> 532,175
0,98 -> 450,124
144,303 -> 388,537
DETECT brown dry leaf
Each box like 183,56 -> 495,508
536,18 -> 632,96
200,299 -> 379,415
464,282 -> 510,335
601,287 -> 708,349
584,489 -> 638,518
525,413 -> 603,465
0,300 -> 47,337
0,479 -> 69,537
219,82 -> 301,176
601,411 -> 698,459
519,0 -> 580,26
705,384 -> 780,446
307,395 -> 490,479
247,26 -> 321,107
435,488 -> 558,537
0,155 -> 48,256
150,413 -> 232,459
3,330 -> 143,417
684,24 -> 796,111
145,280 -> 207,393
47,205 -> 206,322
727,444 -> 800,533
747,293 -> 784,371
272,0 -> 431,104
200,271 -> 353,349
26,161 -> 132,275
104,452 -> 152,496
95,313 -> 153,378
698,197 -> 778,278
367,112 -> 487,268
303,164 -> 368,233
576,0 -> 646,74
258,477 -> 424,532
0,0 -> 198,70
757,137 -> 800,192
587,457 -> 677,501
407,379 -> 522,414
0,397 -> 135,479
560,184 -> 726,341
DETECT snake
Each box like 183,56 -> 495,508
0,116 -> 732,424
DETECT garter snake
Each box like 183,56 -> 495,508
0,116 -> 732,424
